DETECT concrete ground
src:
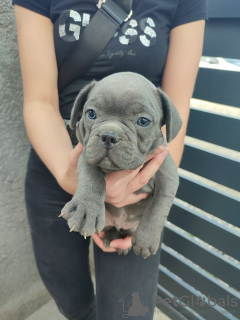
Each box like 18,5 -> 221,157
25,299 -> 170,320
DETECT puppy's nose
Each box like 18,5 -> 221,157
101,131 -> 118,148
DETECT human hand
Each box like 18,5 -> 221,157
58,143 -> 83,195
105,145 -> 168,207
92,145 -> 168,253
92,231 -> 132,252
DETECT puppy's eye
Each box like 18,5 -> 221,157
137,117 -> 151,127
87,109 -> 97,120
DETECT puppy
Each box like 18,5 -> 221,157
60,72 -> 182,258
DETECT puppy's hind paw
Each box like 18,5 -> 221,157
117,247 -> 132,255
131,230 -> 160,259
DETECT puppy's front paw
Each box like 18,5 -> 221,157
60,197 -> 105,238
131,227 -> 161,259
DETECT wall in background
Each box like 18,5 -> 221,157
0,2 -> 50,319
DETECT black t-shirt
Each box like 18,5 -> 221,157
12,0 -> 208,118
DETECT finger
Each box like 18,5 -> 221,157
106,167 -> 138,186
127,148 -> 169,194
144,145 -> 166,163
142,147 -> 168,176
91,233 -> 117,252
112,193 -> 149,208
110,235 -> 132,250
99,231 -> 105,238
74,142 -> 84,154
106,145 -> 166,187
69,143 -> 84,167
115,145 -> 167,186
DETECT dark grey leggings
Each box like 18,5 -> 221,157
25,148 -> 162,320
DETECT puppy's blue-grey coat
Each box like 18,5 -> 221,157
61,72 -> 182,258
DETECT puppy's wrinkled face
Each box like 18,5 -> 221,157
78,74 -> 165,171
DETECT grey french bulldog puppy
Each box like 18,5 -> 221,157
60,72 -> 182,258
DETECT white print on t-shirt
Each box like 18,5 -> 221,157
58,10 -> 156,47
100,49 -> 136,60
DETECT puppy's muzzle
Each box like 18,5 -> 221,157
100,131 -> 119,149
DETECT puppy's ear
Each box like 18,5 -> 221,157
158,89 -> 182,143
70,81 -> 96,130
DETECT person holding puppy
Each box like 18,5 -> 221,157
13,0 -> 207,319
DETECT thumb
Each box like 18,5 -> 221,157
110,235 -> 132,249
69,143 -> 83,167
